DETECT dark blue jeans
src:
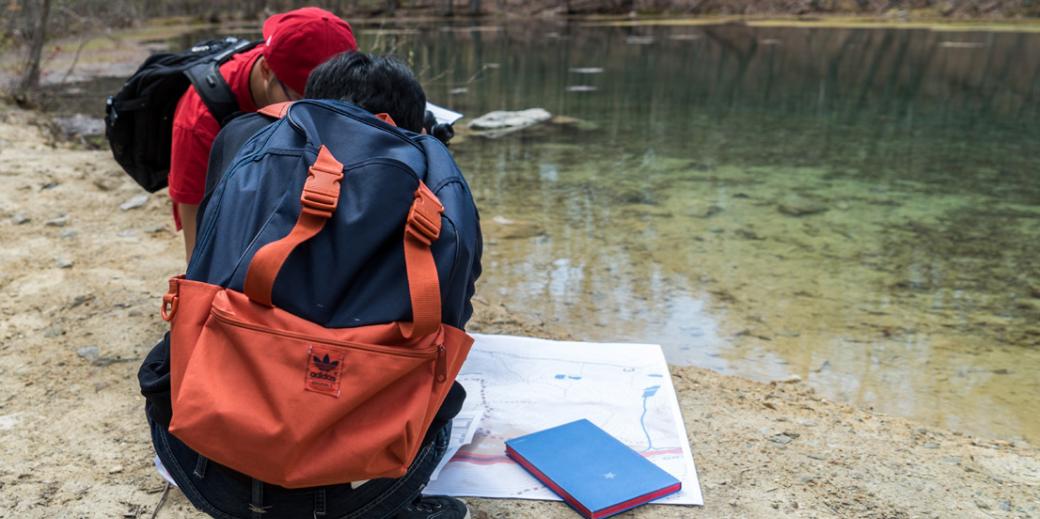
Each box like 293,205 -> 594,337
149,416 -> 451,519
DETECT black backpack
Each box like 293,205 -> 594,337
104,37 -> 259,193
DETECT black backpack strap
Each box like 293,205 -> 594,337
183,39 -> 261,127
184,61 -> 240,126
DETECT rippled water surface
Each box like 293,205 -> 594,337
404,22 -> 1040,442
54,21 -> 1040,441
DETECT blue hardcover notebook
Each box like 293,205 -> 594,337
505,419 -> 681,519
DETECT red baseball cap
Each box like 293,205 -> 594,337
262,7 -> 358,96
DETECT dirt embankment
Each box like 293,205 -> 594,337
0,108 -> 1038,518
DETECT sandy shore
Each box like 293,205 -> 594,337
0,108 -> 1037,518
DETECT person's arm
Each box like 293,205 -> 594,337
179,203 -> 200,261
168,104 -> 219,264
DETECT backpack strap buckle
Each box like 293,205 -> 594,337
405,182 -> 443,246
300,147 -> 344,218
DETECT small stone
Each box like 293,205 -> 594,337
770,433 -> 795,445
43,326 -> 64,338
93,177 -> 120,191
469,108 -> 552,135
923,442 -> 940,449
975,500 -> 990,510
45,215 -> 69,227
60,229 -> 78,239
565,85 -> 597,93
108,465 -> 123,474
144,225 -> 167,234
117,230 -> 138,238
119,194 -> 149,211
992,368 -> 1010,375
777,196 -> 828,217
69,295 -> 94,308
56,258 -> 74,269
780,375 -> 802,384
12,213 -> 30,225
77,346 -> 100,362
999,500 -> 1011,512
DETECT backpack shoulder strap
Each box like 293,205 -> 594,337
258,101 -> 293,119
184,61 -> 239,126
242,145 -> 443,339
183,40 -> 261,127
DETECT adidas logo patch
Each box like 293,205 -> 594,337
305,347 -> 345,396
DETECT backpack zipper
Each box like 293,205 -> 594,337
210,303 -> 440,359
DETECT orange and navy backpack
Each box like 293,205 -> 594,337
141,100 -> 482,488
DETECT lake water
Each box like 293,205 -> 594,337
49,20 -> 1040,441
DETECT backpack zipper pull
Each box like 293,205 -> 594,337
436,344 -> 447,383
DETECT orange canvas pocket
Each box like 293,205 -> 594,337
165,288 -> 466,487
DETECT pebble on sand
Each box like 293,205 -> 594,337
45,215 -> 69,227
119,194 -> 149,211
77,346 -> 100,362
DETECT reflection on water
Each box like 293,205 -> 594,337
51,22 -> 1040,441
404,22 -> 1040,442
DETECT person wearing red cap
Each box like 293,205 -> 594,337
168,7 -> 357,260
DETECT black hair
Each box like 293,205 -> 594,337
304,52 -> 427,133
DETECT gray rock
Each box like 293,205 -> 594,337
770,433 -> 796,445
93,177 -> 120,191
11,213 -> 30,225
77,346 -> 100,362
45,215 -> 69,227
119,194 -> 149,211
60,229 -> 78,239
53,114 -> 104,139
778,196 -> 829,217
469,109 -> 552,133
56,258 -> 74,269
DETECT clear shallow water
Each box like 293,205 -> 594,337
50,21 -> 1040,441
403,22 -> 1040,442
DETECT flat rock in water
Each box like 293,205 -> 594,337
778,196 -> 829,217
565,85 -> 597,93
469,109 -> 552,132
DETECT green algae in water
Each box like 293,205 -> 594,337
418,23 -> 1040,442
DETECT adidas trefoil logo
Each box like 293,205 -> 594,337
312,354 -> 340,372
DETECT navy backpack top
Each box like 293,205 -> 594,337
187,99 -> 482,331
